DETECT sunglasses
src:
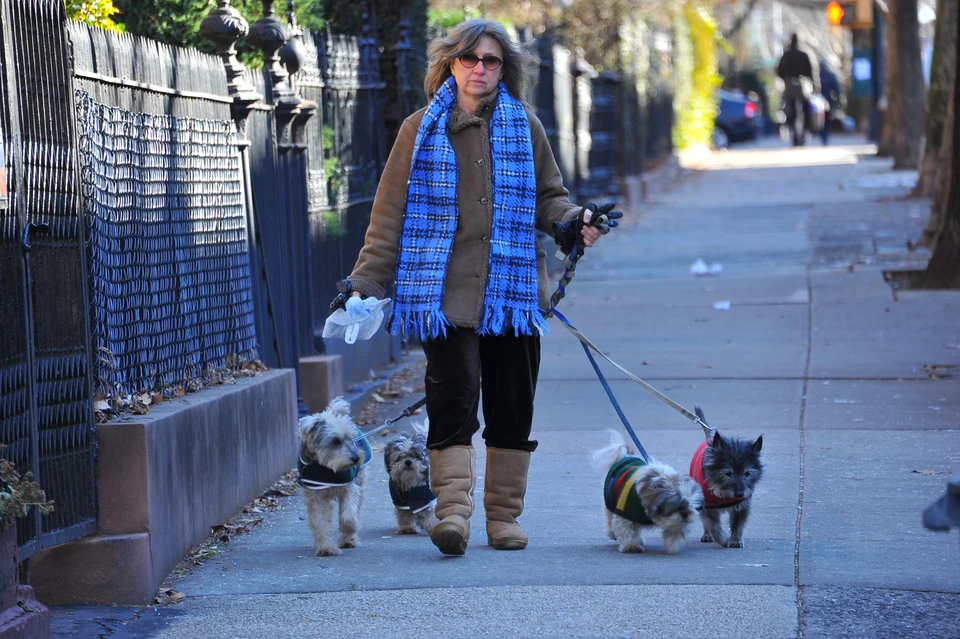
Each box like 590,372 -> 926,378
458,53 -> 503,71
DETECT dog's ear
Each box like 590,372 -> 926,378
298,414 -> 323,436
752,435 -> 763,452
711,431 -> 724,449
411,431 -> 428,449
383,440 -> 398,472
326,397 -> 351,416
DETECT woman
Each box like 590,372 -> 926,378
340,19 -> 618,555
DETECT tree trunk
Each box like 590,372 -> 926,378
878,0 -> 926,169
911,25 -> 960,288
911,0 -> 958,199
917,72 -> 956,249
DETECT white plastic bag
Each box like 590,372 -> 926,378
322,296 -> 392,344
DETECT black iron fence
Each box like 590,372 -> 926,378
296,28 -> 403,382
531,28 -> 675,204
0,0 -> 97,559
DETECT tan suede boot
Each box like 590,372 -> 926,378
484,447 -> 530,550
428,445 -> 475,555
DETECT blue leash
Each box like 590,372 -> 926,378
551,304 -> 650,462
549,241 -> 710,463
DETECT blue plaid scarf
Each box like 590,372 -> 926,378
387,76 -> 548,341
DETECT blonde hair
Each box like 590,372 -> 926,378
423,19 -> 535,103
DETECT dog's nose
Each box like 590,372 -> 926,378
404,459 -> 413,467
696,505 -> 704,512
351,454 -> 360,463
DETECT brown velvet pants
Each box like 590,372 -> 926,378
421,328 -> 540,452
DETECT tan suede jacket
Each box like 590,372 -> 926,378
347,91 -> 580,328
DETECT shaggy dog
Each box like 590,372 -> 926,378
383,420 -> 438,535
298,397 -> 372,556
691,407 -> 764,549
594,430 -> 704,554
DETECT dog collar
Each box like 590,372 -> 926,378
690,442 -> 746,509
389,481 -> 437,513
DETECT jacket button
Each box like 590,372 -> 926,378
480,197 -> 488,205
482,236 -> 488,243
477,158 -> 484,166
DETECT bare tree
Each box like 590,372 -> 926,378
911,0 -> 957,201
721,0 -> 760,41
898,23 -> 959,288
877,0 -> 926,169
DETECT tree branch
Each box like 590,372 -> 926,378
722,0 -> 760,40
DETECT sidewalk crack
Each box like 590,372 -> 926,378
795,267 -> 813,638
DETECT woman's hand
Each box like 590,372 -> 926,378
581,211 -> 602,247
553,202 -> 622,257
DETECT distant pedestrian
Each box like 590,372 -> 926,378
819,59 -> 842,145
335,18 -> 620,556
777,34 -> 820,146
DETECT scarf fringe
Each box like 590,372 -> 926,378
478,306 -> 550,337
389,310 -> 451,341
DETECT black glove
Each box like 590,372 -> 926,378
552,202 -> 623,258
329,279 -> 353,315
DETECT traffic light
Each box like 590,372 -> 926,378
826,1 -> 846,25
827,0 -> 873,27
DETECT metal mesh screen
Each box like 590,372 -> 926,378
76,92 -> 258,398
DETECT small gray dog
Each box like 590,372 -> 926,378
690,406 -> 764,548
594,430 -> 704,554
298,397 -> 372,556
383,420 -> 438,535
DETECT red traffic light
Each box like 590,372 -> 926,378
827,1 -> 845,25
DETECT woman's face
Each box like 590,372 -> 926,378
449,35 -> 504,104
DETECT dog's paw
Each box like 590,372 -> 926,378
663,538 -> 685,555
700,533 -> 714,543
315,546 -> 342,557
727,540 -> 744,549
339,535 -> 359,549
396,526 -> 419,535
619,543 -> 644,554
607,529 -> 617,541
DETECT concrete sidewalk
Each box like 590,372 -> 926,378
50,136 -> 960,638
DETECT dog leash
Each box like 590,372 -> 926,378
550,238 -> 709,455
353,396 -> 428,442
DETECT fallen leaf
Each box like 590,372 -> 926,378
262,488 -> 296,498
372,393 -> 385,403
911,469 -> 945,476
156,588 -> 185,605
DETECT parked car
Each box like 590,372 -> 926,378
713,90 -> 761,148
